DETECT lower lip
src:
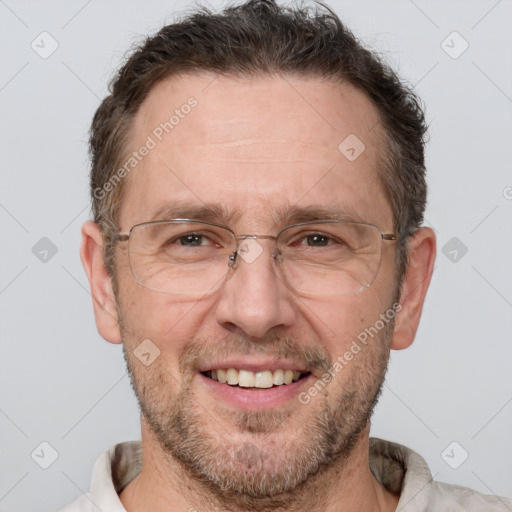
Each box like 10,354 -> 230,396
198,373 -> 315,410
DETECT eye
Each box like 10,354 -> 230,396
175,233 -> 210,247
292,232 -> 338,247
302,233 -> 332,247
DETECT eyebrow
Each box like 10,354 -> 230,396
274,204 -> 365,225
148,202 -> 239,225
146,201 -> 365,227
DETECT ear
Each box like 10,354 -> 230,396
80,220 -> 122,344
391,227 -> 436,350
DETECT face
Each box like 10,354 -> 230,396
114,74 -> 399,503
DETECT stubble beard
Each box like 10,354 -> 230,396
119,309 -> 393,510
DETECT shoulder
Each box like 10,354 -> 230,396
55,440 -> 141,512
428,480 -> 512,511
369,438 -> 512,511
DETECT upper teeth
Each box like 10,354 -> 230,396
207,369 -> 302,388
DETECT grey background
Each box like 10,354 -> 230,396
0,0 -> 511,510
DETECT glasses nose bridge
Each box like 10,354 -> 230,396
229,233 -> 281,268
235,234 -> 277,242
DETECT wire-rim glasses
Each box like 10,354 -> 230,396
112,218 -> 398,296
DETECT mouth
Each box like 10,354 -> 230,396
201,368 -> 312,390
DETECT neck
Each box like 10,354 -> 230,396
119,421 -> 399,512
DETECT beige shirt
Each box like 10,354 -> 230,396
57,438 -> 512,511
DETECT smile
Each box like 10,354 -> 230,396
202,368 -> 311,389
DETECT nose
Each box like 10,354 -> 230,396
214,238 -> 297,339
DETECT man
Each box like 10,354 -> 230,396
60,0 -> 511,510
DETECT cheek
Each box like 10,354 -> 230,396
117,275 -> 215,353
297,291 -> 391,355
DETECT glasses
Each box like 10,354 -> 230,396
112,219 -> 398,297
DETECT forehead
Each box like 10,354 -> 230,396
119,73 -> 392,231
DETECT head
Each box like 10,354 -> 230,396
81,0 -> 435,507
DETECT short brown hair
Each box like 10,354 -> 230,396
89,0 -> 428,288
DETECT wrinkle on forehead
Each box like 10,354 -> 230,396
132,73 -> 382,149
121,74 -> 392,232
